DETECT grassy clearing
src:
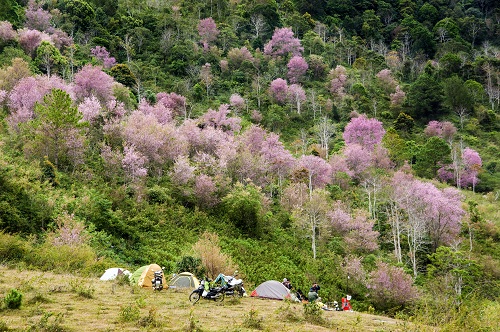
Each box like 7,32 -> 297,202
0,266 -> 437,331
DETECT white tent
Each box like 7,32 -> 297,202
250,280 -> 292,300
99,268 -> 131,281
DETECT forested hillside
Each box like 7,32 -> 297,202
0,0 -> 499,329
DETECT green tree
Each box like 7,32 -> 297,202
110,64 -> 137,88
34,41 -> 67,77
414,136 -> 451,178
443,75 -> 474,126
21,89 -> 87,169
427,247 -> 482,304
222,182 -> 266,239
407,64 -> 443,119
62,0 -> 96,32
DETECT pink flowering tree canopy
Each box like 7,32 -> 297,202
367,262 -> 419,311
287,55 -> 308,83
198,17 -> 219,50
90,46 -> 116,69
0,21 -> 16,42
73,64 -> 115,103
263,27 -> 303,58
343,114 -> 386,150
269,78 -> 288,104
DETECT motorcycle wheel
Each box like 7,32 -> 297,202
189,291 -> 201,304
214,292 -> 225,302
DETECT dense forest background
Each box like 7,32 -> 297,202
0,0 -> 499,328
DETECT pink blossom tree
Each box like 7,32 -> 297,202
171,156 -> 196,186
18,28 -> 51,56
122,111 -> 186,171
343,114 -> 386,150
287,55 -> 308,83
198,17 -> 219,50
156,92 -> 187,119
230,93 -> 245,113
390,85 -> 405,107
194,174 -> 219,208
24,1 -> 52,31
424,120 -> 457,145
263,27 -> 303,58
199,104 -> 241,134
122,145 -> 148,180
73,64 -> 115,103
261,133 -> 295,192
0,21 -> 16,42
7,75 -> 73,130
367,262 -> 419,311
137,98 -> 173,124
344,213 -> 379,253
90,46 -> 116,69
329,65 -> 348,100
78,95 -> 101,124
459,147 -> 482,191
296,155 -> 332,197
376,68 -> 397,91
269,78 -> 288,104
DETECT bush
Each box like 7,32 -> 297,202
4,289 -> 23,309
242,308 -> 264,329
0,232 -> 28,263
119,304 -> 140,322
24,242 -> 101,274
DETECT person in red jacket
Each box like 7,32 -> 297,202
341,294 -> 353,311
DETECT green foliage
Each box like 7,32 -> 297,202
242,308 -> 264,330
0,232 -> 27,262
413,136 -> 451,178
137,307 -> 163,328
69,280 -> 95,299
119,304 -> 140,322
27,312 -> 68,332
4,288 -> 22,309
23,242 -> 105,274
109,64 -> 137,88
176,256 -> 205,277
222,182 -> 266,238
302,302 -> 326,326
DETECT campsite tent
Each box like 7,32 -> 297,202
130,264 -> 167,288
169,272 -> 200,289
250,280 -> 292,300
100,268 -> 131,281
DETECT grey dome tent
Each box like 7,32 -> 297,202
169,272 -> 200,289
250,280 -> 292,300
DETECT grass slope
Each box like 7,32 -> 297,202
0,266 -> 437,332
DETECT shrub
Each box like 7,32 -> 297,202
24,242 -> 99,273
119,304 -> 140,322
69,280 -> 95,299
137,307 -> 163,328
0,232 -> 28,262
242,308 -> 264,329
4,288 -> 23,309
26,312 -> 68,331
303,302 -> 330,327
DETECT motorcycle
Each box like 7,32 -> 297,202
189,280 -> 226,304
221,271 -> 246,297
151,270 -> 164,291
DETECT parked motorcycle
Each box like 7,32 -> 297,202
189,280 -> 226,304
222,271 -> 246,297
151,270 -> 164,291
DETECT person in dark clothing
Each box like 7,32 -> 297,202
308,283 -> 320,302
282,278 -> 292,289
